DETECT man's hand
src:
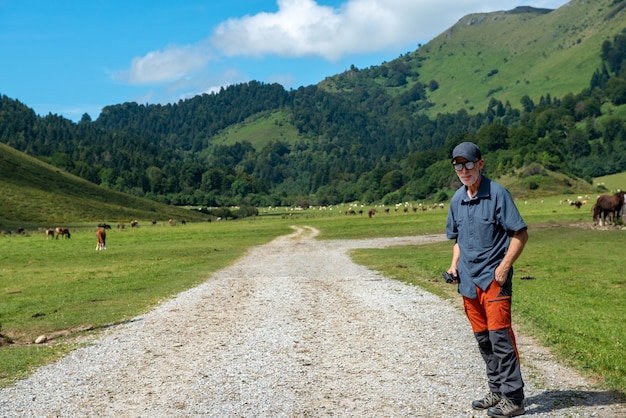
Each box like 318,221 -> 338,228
494,264 -> 509,286
495,228 -> 528,286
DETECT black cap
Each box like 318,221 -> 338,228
452,142 -> 481,162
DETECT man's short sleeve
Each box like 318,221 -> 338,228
496,187 -> 526,234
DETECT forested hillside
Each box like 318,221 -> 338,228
1,1 -> 625,209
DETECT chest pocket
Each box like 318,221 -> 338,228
476,216 -> 498,248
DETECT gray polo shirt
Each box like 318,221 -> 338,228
446,176 -> 527,298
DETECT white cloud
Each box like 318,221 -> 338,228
115,0 -> 569,91
211,0 -> 569,61
118,45 -> 211,85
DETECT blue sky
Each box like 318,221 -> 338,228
1,0 -> 569,122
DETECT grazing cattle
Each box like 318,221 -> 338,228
98,223 -> 111,230
168,218 -> 176,226
181,219 -> 186,225
595,191 -> 625,226
151,220 -> 157,226
368,208 -> 376,218
45,229 -> 55,240
130,220 -> 138,228
55,227 -> 71,239
95,227 -> 106,250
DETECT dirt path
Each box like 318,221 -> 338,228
0,226 -> 623,417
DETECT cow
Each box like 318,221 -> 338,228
595,191 -> 625,226
98,223 -> 111,230
95,227 -> 106,250
130,220 -> 138,228
45,229 -> 55,240
55,227 -> 71,239
368,208 -> 376,218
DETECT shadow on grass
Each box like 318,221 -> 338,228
524,390 -> 625,415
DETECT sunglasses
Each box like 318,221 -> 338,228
453,160 -> 478,171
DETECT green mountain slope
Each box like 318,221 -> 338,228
419,0 -> 626,115
320,0 -> 626,116
0,143 -> 204,227
209,110 -> 300,151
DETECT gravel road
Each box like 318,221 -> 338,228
1,226 -> 624,417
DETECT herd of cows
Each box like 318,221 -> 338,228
32,219 -> 189,251
2,191 -> 624,247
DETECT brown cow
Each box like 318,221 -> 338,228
55,227 -> 71,239
45,229 -> 55,240
595,191 -> 625,226
95,227 -> 106,250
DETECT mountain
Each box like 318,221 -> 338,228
319,0 -> 626,115
1,0 -> 625,213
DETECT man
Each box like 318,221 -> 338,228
445,142 -> 528,418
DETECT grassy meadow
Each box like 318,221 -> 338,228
1,193 -> 625,397
0,220 -> 291,384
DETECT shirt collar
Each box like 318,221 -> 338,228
461,175 -> 490,204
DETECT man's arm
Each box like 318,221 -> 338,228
495,228 -> 529,285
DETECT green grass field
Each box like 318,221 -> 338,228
1,197 -> 624,397
595,172 -> 626,192
0,221 -> 291,384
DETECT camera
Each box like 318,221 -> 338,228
442,272 -> 458,283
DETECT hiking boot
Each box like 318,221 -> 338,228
472,392 -> 501,410
487,398 -> 525,417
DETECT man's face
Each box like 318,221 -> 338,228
453,158 -> 483,187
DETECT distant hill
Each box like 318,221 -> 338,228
320,0 -> 626,115
0,143 -> 205,228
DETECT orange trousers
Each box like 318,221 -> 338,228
463,280 -> 524,401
